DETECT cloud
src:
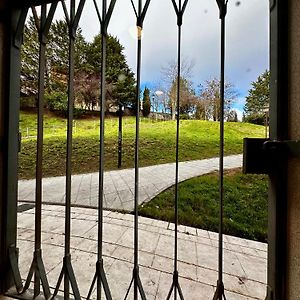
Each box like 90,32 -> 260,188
52,0 -> 269,96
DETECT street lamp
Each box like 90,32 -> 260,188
155,90 -> 164,96
118,103 -> 124,168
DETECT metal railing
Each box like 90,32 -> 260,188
5,0 -> 230,299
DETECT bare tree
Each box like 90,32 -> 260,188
74,72 -> 100,111
160,57 -> 195,120
169,77 -> 197,117
197,78 -> 238,121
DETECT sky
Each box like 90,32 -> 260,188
53,0 -> 269,120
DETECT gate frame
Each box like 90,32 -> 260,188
267,0 -> 289,299
0,1 -> 23,294
0,0 -> 292,299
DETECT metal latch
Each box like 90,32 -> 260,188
243,138 -> 300,175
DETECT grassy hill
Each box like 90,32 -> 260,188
19,111 -> 265,179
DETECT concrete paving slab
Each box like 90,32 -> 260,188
15,203 -> 267,299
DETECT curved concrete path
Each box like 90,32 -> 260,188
18,154 -> 242,211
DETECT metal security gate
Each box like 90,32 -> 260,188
0,0 -> 282,299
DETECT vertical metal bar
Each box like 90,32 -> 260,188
218,13 -> 225,286
34,4 -> 46,297
21,5 -> 57,299
167,2 -> 188,299
52,2 -> 86,299
87,3 -> 116,300
133,3 -> 142,298
118,104 -> 122,168
174,4 -> 181,292
173,3 -> 183,299
266,0 -> 289,299
213,2 -> 227,299
125,2 -> 151,299
64,1 -> 76,298
97,3 -> 107,299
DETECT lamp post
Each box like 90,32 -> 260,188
118,103 -> 124,168
262,105 -> 269,138
151,94 -> 155,120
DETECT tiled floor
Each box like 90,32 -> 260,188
16,204 -> 267,299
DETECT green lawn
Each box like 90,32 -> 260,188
19,111 -> 265,179
139,169 -> 268,242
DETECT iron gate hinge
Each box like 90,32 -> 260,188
243,138 -> 300,175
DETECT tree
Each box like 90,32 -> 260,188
21,18 -> 88,102
48,20 -> 88,75
142,87 -> 151,117
244,70 -> 270,124
160,58 -> 195,120
194,99 -> 208,120
227,110 -> 239,122
169,77 -> 197,118
21,18 -> 136,113
196,78 -> 238,121
74,72 -> 100,111
86,34 -> 136,110
21,16 -> 42,97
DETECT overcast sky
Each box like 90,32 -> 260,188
54,0 -> 269,118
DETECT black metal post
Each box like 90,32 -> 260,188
51,1 -> 86,299
166,1 -> 188,299
21,4 -> 57,299
212,1 -> 227,300
124,1 -> 151,299
0,4 -> 25,295
86,1 -> 116,299
265,0 -> 289,299
118,103 -> 123,168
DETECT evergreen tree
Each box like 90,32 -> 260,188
21,16 -> 41,97
244,70 -> 270,124
227,110 -> 239,122
86,34 -> 136,110
21,18 -> 136,112
21,18 -> 88,98
142,87 -> 151,117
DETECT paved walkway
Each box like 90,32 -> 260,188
18,154 -> 242,211
16,203 -> 267,299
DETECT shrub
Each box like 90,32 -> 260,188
45,91 -> 68,114
45,92 -> 85,118
244,113 -> 266,125
20,96 -> 37,109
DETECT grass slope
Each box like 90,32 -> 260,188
19,111 -> 264,179
139,169 -> 268,242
